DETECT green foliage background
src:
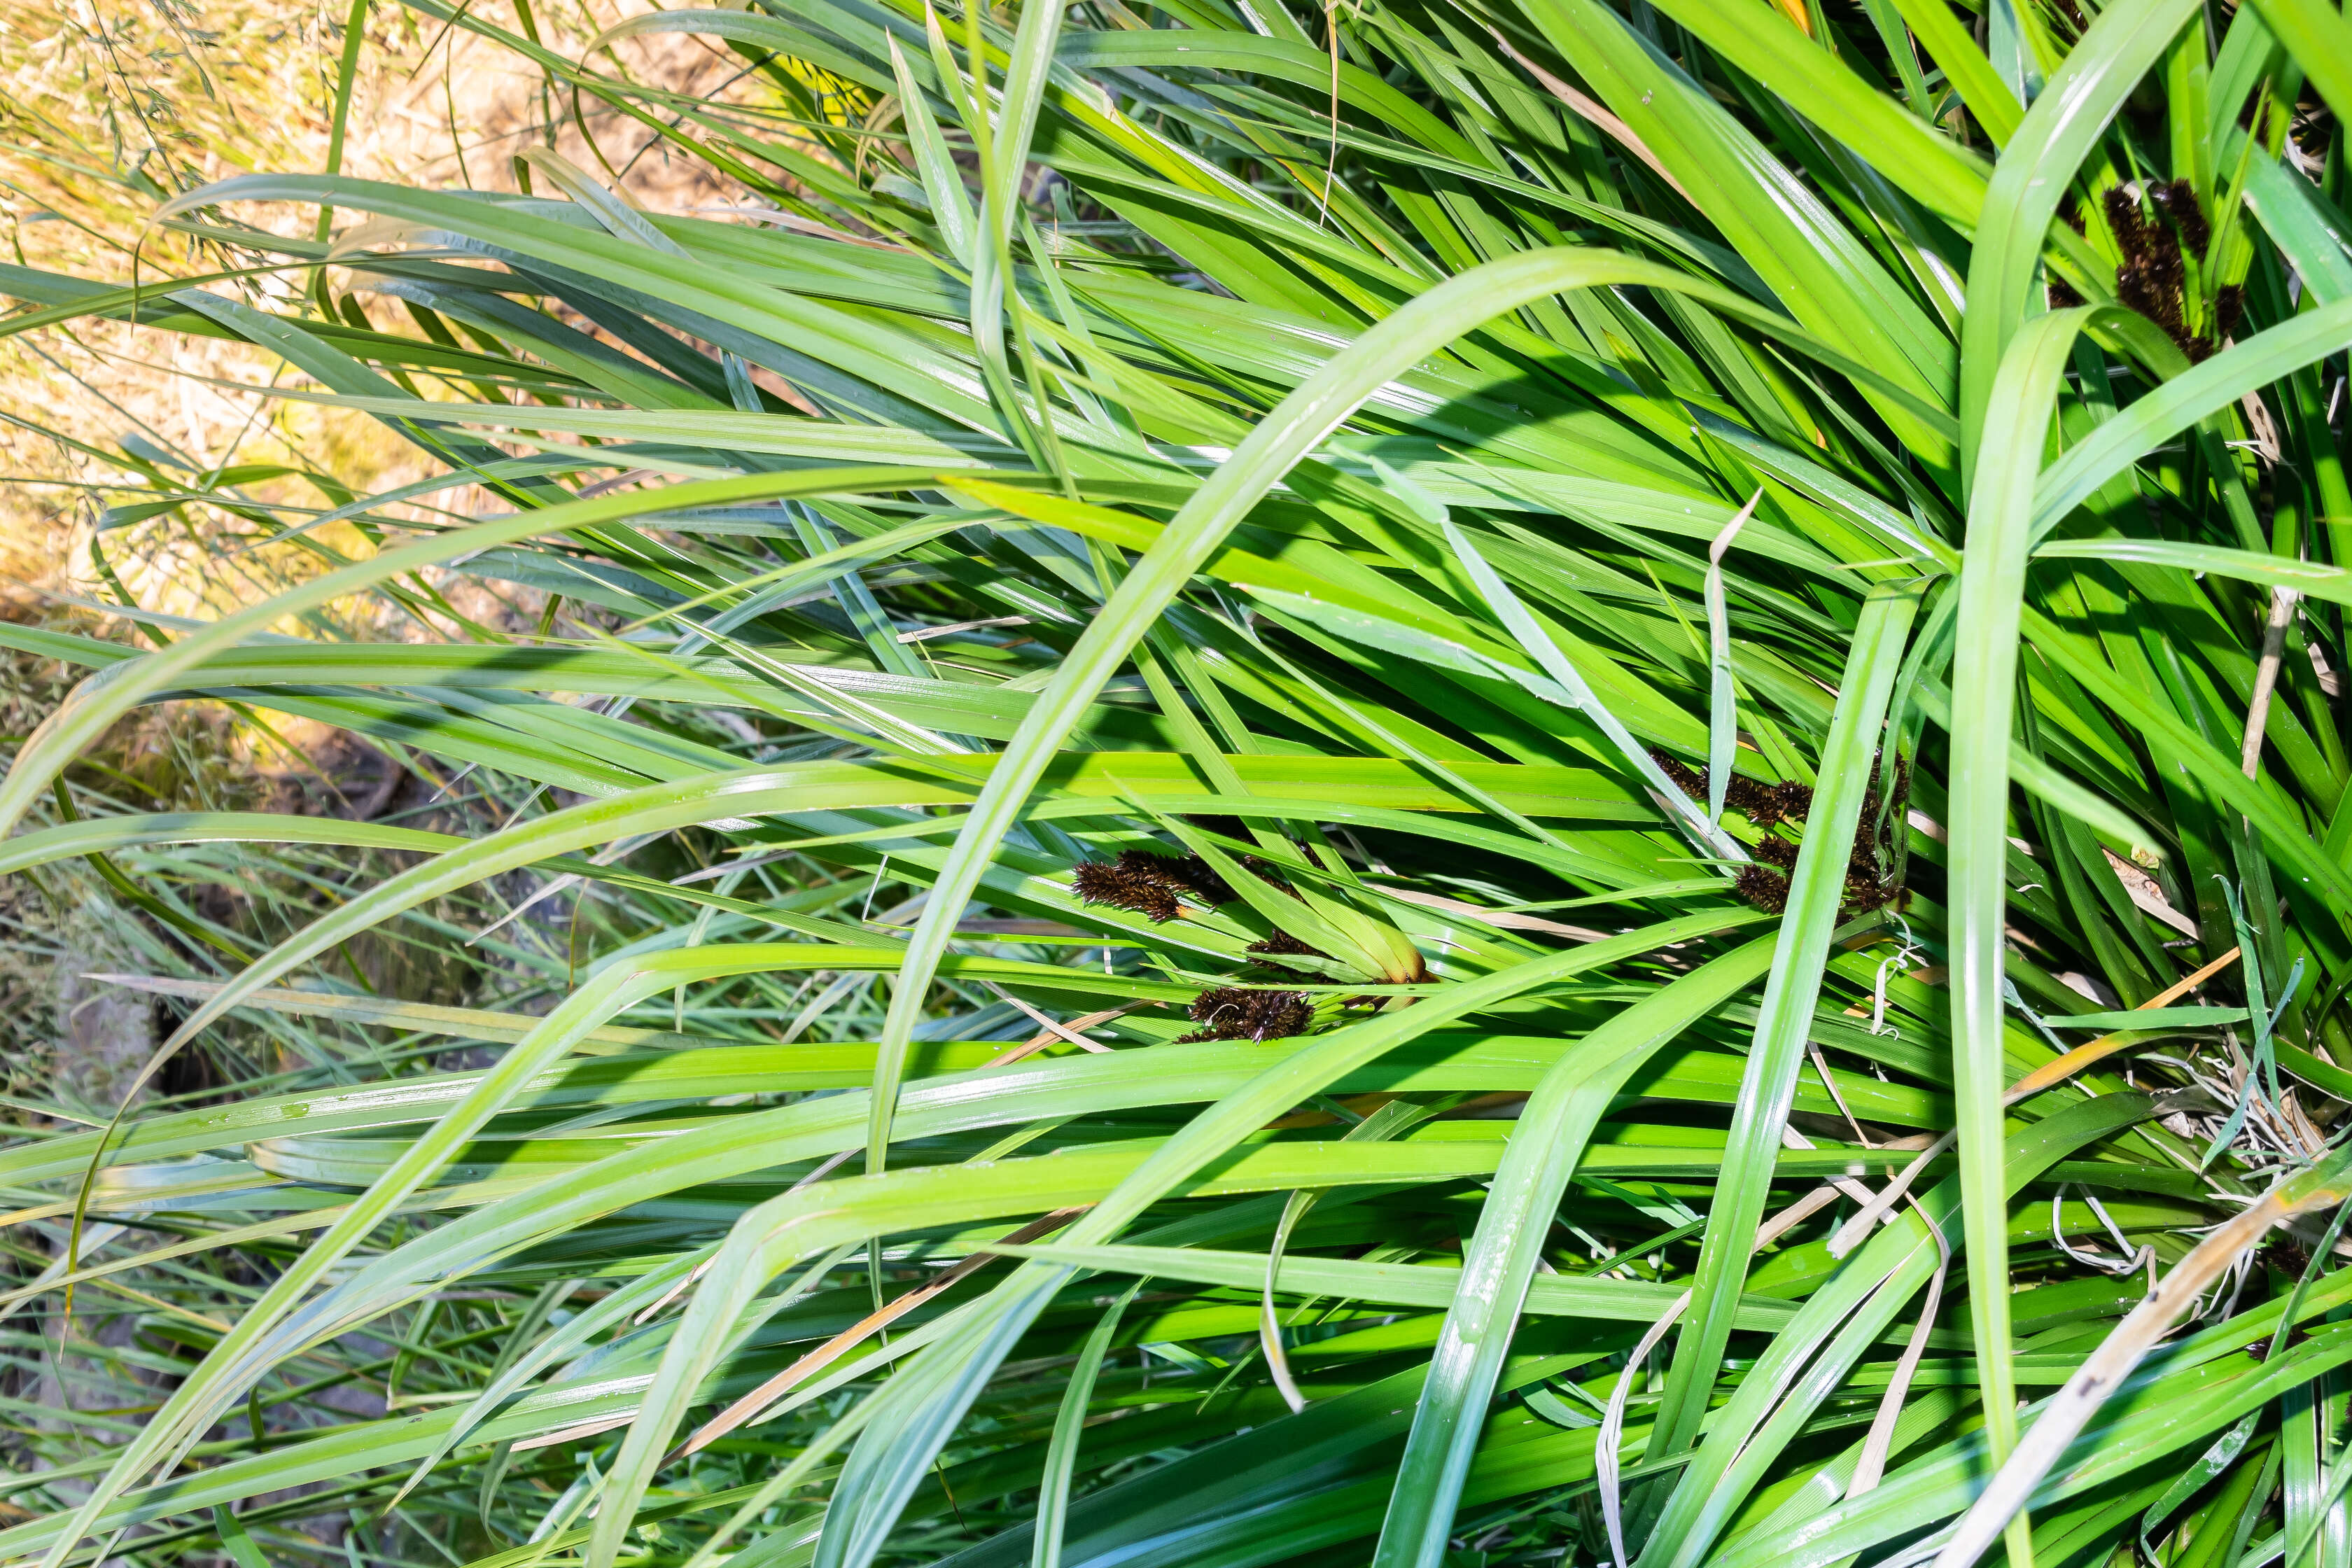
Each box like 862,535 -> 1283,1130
6,0 -> 2352,1565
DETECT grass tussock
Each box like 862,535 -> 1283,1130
3,0 -> 2352,1565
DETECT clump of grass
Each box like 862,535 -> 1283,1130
2,1 -> 2351,1568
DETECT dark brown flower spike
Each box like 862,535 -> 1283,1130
1656,751 -> 1911,917
1175,986 -> 1315,1043
1069,849 -> 1251,923
1245,927 -> 1328,971
1733,864 -> 1791,915
2148,178 -> 2209,258
1651,748 -> 1810,829
1070,857 -> 1182,923
1132,849 -> 1238,906
2101,182 -> 2232,362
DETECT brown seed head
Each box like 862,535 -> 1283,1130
1245,928 -> 1330,979
1119,848 -> 1236,906
2151,179 -> 2211,258
1070,859 -> 1181,922
1734,864 -> 1791,915
1176,987 -> 1315,1043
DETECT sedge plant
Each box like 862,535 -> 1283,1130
6,0 -> 2352,1564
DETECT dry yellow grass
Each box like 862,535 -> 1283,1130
0,0 -> 785,609
0,0 -> 758,1077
